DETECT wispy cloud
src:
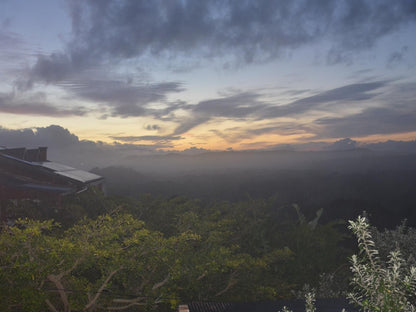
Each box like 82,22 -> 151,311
316,106 -> 416,138
0,92 -> 86,117
261,81 -> 387,118
315,81 -> 416,138
65,79 -> 184,117
111,135 -> 182,143
172,81 -> 388,136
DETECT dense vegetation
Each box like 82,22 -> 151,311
1,191 -> 350,311
280,216 -> 416,312
1,190 -> 416,311
92,164 -> 416,229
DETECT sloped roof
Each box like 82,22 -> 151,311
0,147 -> 103,198
187,299 -> 359,312
38,161 -> 102,184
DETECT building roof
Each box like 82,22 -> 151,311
0,147 -> 103,199
38,161 -> 102,184
186,299 -> 359,312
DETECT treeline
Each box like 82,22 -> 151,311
3,189 -> 416,311
2,191 -> 351,311
92,165 -> 416,228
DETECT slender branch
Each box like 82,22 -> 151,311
46,258 -> 82,312
45,299 -> 59,312
58,258 -> 82,279
152,274 -> 170,290
108,298 -> 146,311
84,266 -> 123,311
112,298 -> 145,304
107,302 -> 146,310
197,271 -> 207,280
47,274 -> 70,312
215,271 -> 238,297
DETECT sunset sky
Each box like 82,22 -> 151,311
1,0 -> 415,151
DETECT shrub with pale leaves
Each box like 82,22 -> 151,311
278,216 -> 416,312
347,216 -> 416,312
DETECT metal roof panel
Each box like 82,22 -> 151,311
54,169 -> 103,183
38,161 -> 76,171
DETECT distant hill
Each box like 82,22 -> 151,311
92,149 -> 416,229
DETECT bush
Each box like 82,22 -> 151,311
279,216 -> 416,312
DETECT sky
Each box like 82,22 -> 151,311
0,0 -> 416,152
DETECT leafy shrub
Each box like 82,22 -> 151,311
348,216 -> 416,312
279,216 -> 416,312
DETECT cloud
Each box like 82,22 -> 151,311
145,124 -> 161,131
0,92 -> 86,117
0,26 -> 23,50
314,81 -> 416,138
111,135 -> 182,143
29,53 -> 75,85
262,81 -> 387,118
0,27 -> 28,72
0,125 -> 80,148
172,92 -> 267,135
194,93 -> 266,117
65,78 -> 184,117
0,125 -> 171,169
325,138 -> 358,151
172,117 -> 210,136
364,140 -> 416,153
387,46 -> 409,67
210,123 -> 310,144
19,0 -> 416,88
17,62 -> 184,118
9,0 -> 415,125
172,82 -> 387,136
64,0 -> 416,65
316,106 -> 416,138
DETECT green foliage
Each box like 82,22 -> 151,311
279,216 -> 416,312
1,193 -> 352,310
348,216 -> 416,312
279,292 -> 317,312
0,214 -> 200,311
372,221 -> 416,268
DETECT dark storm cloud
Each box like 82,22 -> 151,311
22,0 -> 416,87
12,0 -> 415,122
316,106 -> 416,138
262,81 -> 387,118
65,0 -> 416,64
0,92 -> 86,117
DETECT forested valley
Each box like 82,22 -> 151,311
2,150 -> 416,311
